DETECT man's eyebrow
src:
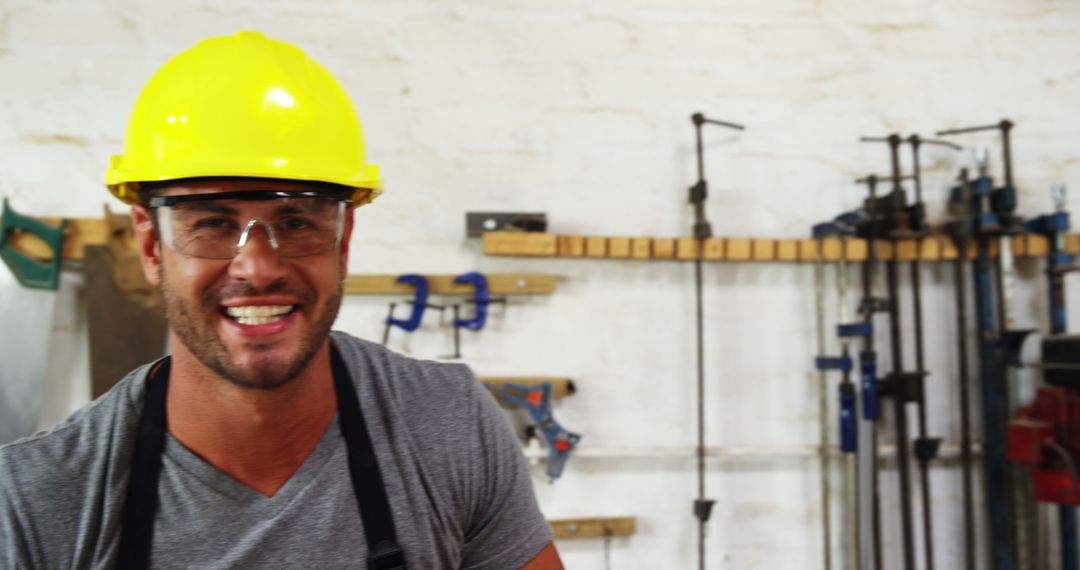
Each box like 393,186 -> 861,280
271,201 -> 333,215
174,201 -> 238,215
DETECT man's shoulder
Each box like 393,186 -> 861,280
331,330 -> 479,396
0,364 -> 147,485
329,331 -> 493,435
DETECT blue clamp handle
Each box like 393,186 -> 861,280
812,222 -> 842,238
835,210 -> 862,228
839,383 -> 857,453
837,322 -> 872,338
453,271 -> 490,331
815,356 -> 853,371
0,198 -> 67,290
498,382 -> 581,480
860,353 -> 879,420
1026,211 -> 1070,235
971,176 -> 994,197
385,274 -> 430,332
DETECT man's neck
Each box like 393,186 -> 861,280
164,338 -> 338,497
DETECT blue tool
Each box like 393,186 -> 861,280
839,383 -> 857,453
496,382 -> 581,480
452,271 -> 490,330
815,356 -> 853,371
443,272 -> 505,359
0,198 -> 67,290
382,274 -> 441,345
838,322 -> 872,338
860,352 -> 879,420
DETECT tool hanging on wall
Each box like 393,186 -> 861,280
379,272 -> 507,359
0,198 -> 67,290
907,135 -> 962,570
382,274 -> 444,346
812,218 -> 859,570
490,381 -> 581,480
945,167 -> 978,570
686,111 -> 745,570
1009,184 -> 1080,570
859,134 -> 920,570
0,199 -> 69,444
904,134 -> 959,570
938,120 -> 1034,570
443,271 -> 506,360
812,223 -> 838,570
849,174 -> 890,570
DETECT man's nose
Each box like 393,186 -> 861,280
228,221 -> 289,286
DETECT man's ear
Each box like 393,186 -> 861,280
339,207 -> 355,279
131,204 -> 162,286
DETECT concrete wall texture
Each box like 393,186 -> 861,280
2,0 -> 1080,568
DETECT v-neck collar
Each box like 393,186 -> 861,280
161,415 -> 341,512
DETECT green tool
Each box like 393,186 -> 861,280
0,198 -> 67,290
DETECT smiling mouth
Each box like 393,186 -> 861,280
223,305 -> 298,326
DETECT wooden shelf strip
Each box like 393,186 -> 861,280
344,274 -> 558,296
549,517 -> 637,540
484,231 -> 1080,263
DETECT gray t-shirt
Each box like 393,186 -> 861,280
0,331 -> 552,569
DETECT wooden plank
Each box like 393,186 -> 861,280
631,238 -> 652,259
799,238 -> 820,261
549,517 -> 637,540
653,238 -> 675,259
919,237 -> 941,261
895,239 -> 918,261
1011,235 -> 1027,257
483,232 -> 557,257
967,239 -> 984,259
751,239 -> 776,261
821,238 -> 844,261
702,238 -> 724,261
775,239 -> 799,261
727,238 -> 751,261
845,239 -> 868,262
940,236 -> 959,260
1069,234 -> 1080,254
558,235 -> 585,257
987,238 -> 1000,258
481,377 -> 575,400
585,236 -> 608,258
1026,234 -> 1050,257
343,274 -> 559,295
875,241 -> 894,260
675,237 -> 698,260
608,237 -> 631,259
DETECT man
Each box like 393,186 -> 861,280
0,31 -> 561,569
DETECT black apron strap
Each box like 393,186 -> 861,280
330,344 -> 407,570
117,348 -> 406,570
117,357 -> 171,570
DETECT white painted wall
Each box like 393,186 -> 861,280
3,1 -> 1080,568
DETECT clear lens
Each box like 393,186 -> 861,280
157,197 -> 345,259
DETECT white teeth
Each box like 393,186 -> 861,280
225,305 -> 294,325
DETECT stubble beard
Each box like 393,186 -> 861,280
160,266 -> 343,391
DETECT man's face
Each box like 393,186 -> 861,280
132,178 -> 355,390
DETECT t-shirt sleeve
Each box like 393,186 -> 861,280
0,448 -> 38,568
457,378 -> 553,570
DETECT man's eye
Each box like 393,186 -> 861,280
192,217 -> 236,230
278,217 -> 317,231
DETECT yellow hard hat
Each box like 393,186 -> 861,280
106,31 -> 382,206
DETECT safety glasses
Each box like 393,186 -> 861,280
148,190 -> 348,259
